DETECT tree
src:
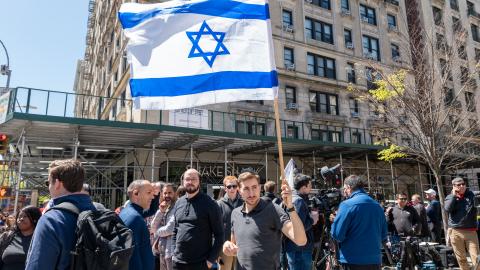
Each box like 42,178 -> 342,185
349,1 -> 480,240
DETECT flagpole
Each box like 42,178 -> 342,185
273,97 -> 286,186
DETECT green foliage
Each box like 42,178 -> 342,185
378,144 -> 407,162
369,70 -> 406,102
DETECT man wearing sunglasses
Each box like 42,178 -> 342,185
386,193 -> 420,236
445,177 -> 479,270
217,176 -> 243,270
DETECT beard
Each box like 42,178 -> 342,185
185,184 -> 200,194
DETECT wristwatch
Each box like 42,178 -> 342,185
286,206 -> 295,212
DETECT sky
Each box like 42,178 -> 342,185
0,0 -> 90,92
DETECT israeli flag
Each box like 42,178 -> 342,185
119,0 -> 278,110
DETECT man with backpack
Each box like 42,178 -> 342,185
25,159 -> 97,270
120,179 -> 160,270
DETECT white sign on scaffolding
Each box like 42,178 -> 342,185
169,108 -> 209,130
0,91 -> 10,125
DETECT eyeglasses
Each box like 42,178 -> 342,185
226,185 -> 238,189
398,198 -> 408,201
454,183 -> 466,187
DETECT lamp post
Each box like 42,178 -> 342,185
0,40 -> 12,91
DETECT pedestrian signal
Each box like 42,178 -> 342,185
0,134 -> 8,155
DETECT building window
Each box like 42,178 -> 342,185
450,0 -> 459,11
468,1 -> 476,16
309,91 -> 339,115
387,14 -> 397,29
465,92 -> 476,112
460,67 -> 470,85
436,33 -> 447,50
452,17 -> 461,31
365,67 -> 380,90
236,121 -> 266,136
307,53 -> 336,79
341,0 -> 350,11
282,10 -> 293,27
444,87 -> 455,106
391,44 -> 400,59
360,4 -> 377,25
311,0 -> 331,10
475,48 -> 480,61
284,47 -> 294,68
286,125 -> 299,139
285,86 -> 297,105
472,24 -> 480,42
458,44 -> 467,60
305,18 -> 334,44
439,59 -> 453,81
312,125 -> 343,143
349,97 -> 359,116
352,131 -> 363,144
120,89 -> 126,108
432,6 -> 443,26
346,62 -> 356,83
362,35 -> 380,61
344,28 -> 353,47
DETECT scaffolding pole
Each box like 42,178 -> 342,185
151,144 -> 155,182
123,151 -> 128,202
340,153 -> 344,186
190,145 -> 193,168
73,137 -> 79,160
224,148 -> 228,176
312,151 -> 316,179
166,153 -> 169,183
265,150 -> 268,181
418,162 -> 424,201
390,161 -> 395,195
13,134 -> 25,216
365,154 -> 371,190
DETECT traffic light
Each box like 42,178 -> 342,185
0,134 -> 8,155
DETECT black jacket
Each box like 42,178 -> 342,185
173,192 -> 224,264
262,192 -> 282,205
217,193 -> 243,241
387,205 -> 420,236
444,190 -> 478,229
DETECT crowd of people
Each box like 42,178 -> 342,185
0,159 -> 476,270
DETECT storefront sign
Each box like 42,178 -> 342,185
169,108 -> 209,130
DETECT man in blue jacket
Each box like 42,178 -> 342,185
331,175 -> 387,270
120,179 -> 160,270
26,159 -> 96,270
285,174 -> 318,270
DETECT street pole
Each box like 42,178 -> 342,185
14,134 -> 25,216
0,40 -> 11,90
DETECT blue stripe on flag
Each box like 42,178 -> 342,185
119,0 -> 270,29
129,71 -> 278,97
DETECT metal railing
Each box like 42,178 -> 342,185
5,87 -> 376,145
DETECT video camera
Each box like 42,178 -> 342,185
318,164 -> 342,188
309,188 -> 342,213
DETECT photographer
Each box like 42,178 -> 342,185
445,177 -> 479,270
284,174 -> 318,270
331,175 -> 387,270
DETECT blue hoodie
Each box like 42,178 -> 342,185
331,189 -> 387,265
25,194 -> 95,270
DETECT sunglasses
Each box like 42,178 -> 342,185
226,185 -> 238,189
454,183 -> 466,187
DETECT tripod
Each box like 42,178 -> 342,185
313,222 -> 342,270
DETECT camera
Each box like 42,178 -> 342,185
308,188 -> 342,213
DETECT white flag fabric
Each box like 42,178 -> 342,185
119,0 -> 278,110
284,158 -> 296,189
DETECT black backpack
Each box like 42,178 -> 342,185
49,202 -> 134,270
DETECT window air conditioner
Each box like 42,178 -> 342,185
286,103 -> 299,110
346,42 -> 354,49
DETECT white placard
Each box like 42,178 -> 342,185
0,91 -> 10,124
169,108 -> 209,130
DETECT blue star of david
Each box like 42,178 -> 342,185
186,21 -> 230,67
